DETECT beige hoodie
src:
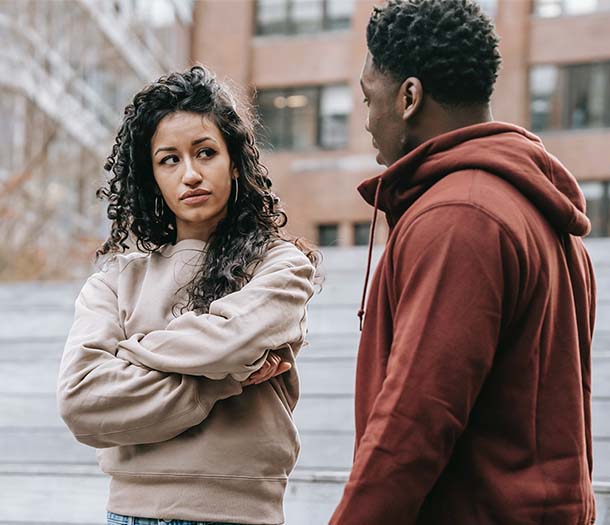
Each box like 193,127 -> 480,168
57,239 -> 316,524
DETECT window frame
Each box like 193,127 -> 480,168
532,0 -> 610,17
317,223 -> 340,247
254,0 -> 354,36
353,221 -> 372,246
529,61 -> 610,132
581,180 -> 610,237
256,83 -> 351,151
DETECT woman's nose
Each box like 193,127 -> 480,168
181,158 -> 202,185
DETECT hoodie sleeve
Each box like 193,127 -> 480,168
115,243 -> 315,381
57,272 -> 243,449
331,204 -> 520,525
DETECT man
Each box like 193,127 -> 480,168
330,1 -> 596,524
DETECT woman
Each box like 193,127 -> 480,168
57,66 -> 318,525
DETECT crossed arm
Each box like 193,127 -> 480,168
57,274 -> 243,448
57,247 -> 314,448
115,254 -> 315,380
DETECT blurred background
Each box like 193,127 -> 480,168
0,0 -> 609,524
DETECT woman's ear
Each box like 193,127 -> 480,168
231,163 -> 239,180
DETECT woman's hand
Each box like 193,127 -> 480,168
242,351 -> 291,386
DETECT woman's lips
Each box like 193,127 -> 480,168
182,194 -> 211,205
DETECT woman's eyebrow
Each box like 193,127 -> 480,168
154,136 -> 219,156
191,136 -> 218,146
154,146 -> 177,156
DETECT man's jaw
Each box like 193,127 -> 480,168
372,138 -> 386,166
375,150 -> 387,166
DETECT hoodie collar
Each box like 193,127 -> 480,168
358,121 -> 590,236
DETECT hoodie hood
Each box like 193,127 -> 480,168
358,121 -> 590,237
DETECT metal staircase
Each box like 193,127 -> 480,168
0,0 -> 185,161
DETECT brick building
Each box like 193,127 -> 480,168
192,0 -> 610,246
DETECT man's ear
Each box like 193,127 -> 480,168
398,77 -> 424,122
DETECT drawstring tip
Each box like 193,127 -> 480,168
357,309 -> 365,332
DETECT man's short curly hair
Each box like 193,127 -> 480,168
367,0 -> 501,106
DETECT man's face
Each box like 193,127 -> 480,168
360,52 -> 408,167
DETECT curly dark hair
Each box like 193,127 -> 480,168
96,65 -> 318,313
366,0 -> 501,106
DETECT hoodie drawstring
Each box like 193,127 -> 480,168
358,177 -> 382,331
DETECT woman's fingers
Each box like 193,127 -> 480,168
242,352 -> 291,386
244,353 -> 278,385
273,361 -> 292,376
255,355 -> 281,383
254,358 -> 291,384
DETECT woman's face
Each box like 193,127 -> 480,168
151,111 -> 237,242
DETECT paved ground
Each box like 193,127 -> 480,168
0,240 -> 609,524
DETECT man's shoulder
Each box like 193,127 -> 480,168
385,169 -> 536,263
421,169 -> 526,210
401,169 -> 535,236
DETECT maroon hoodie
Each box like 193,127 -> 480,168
330,122 -> 596,525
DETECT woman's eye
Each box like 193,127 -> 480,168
160,155 -> 179,165
197,148 -> 216,159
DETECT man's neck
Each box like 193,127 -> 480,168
442,104 -> 494,131
416,102 -> 494,146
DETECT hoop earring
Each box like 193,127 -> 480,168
154,195 -> 164,219
233,178 -> 239,206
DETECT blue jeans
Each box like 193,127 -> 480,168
107,511 -> 245,525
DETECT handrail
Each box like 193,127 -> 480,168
290,469 -> 610,494
0,52 -> 111,158
0,13 -> 117,132
76,0 -> 165,82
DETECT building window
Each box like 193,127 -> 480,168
325,0 -> 354,29
529,62 -> 610,132
256,0 -> 290,34
255,0 -> 354,36
318,223 -> 339,246
354,222 -> 371,246
319,85 -> 352,149
257,85 -> 351,150
530,65 -> 560,131
581,181 -> 610,237
533,0 -> 609,17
